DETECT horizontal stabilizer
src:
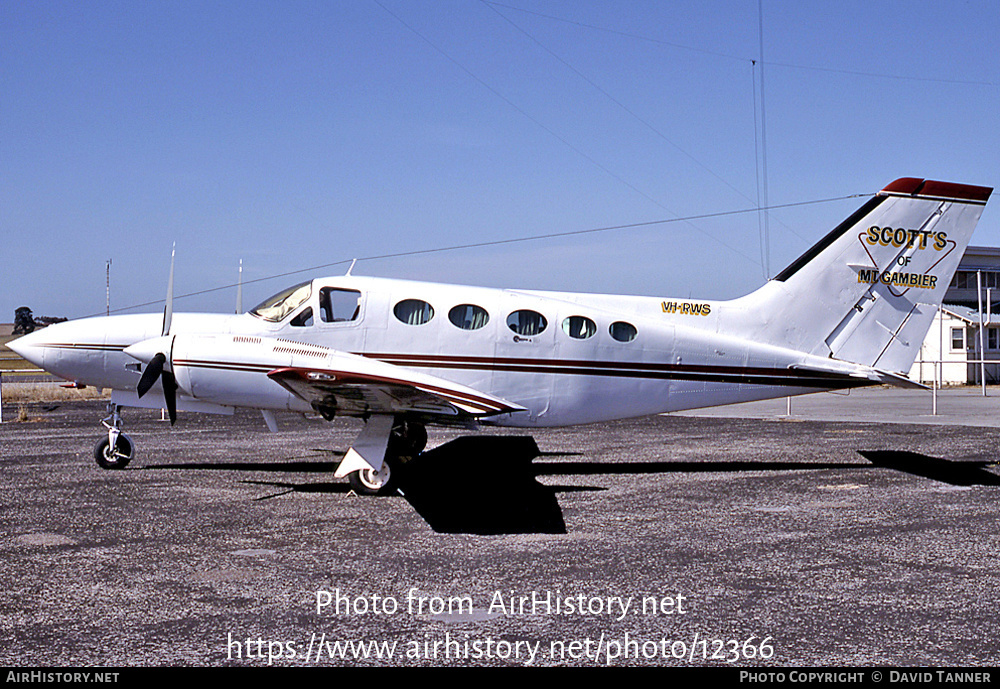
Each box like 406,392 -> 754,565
789,362 -> 928,390
863,368 -> 929,390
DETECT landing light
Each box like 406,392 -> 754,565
307,372 -> 336,381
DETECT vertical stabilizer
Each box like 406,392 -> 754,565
740,178 -> 992,373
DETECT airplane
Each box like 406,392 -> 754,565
7,177 -> 993,494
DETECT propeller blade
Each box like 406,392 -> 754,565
162,369 -> 177,425
137,352 -> 166,398
162,244 -> 175,337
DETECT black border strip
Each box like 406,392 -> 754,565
772,195 -> 886,283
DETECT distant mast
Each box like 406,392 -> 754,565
236,259 -> 243,314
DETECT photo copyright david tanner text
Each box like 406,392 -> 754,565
223,587 -> 777,665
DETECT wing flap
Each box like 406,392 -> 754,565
267,356 -> 525,421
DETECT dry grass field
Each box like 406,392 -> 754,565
2,325 -> 109,405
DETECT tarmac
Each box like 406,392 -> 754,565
2,388 -> 1000,667
674,385 -> 1000,428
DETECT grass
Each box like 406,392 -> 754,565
1,337 -> 39,372
2,382 -> 109,403
2,330 -> 110,404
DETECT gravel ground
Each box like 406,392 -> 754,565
2,399 -> 999,667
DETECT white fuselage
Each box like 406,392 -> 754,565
11,274 -> 868,428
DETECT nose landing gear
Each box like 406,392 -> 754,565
94,403 -> 134,469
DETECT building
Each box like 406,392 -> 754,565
908,246 -> 1000,385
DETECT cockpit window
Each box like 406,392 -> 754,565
320,288 -> 362,323
251,282 -> 312,322
290,307 -> 314,327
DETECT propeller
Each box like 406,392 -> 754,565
135,351 -> 177,424
127,245 -> 178,424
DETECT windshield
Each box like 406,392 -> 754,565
250,281 -> 312,322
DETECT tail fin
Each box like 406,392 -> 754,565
741,178 -> 992,373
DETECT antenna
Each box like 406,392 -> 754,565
106,259 -> 112,316
236,259 -> 243,314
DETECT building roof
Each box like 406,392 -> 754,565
942,304 -> 1000,325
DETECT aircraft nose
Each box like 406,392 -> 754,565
6,329 -> 47,368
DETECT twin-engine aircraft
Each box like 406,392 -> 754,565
9,177 -> 993,493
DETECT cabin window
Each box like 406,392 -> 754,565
951,327 -> 965,351
609,321 -> 637,343
507,310 -> 547,336
290,307 -> 313,327
394,299 -> 435,325
449,304 -> 490,330
562,315 -> 596,340
251,281 -> 312,322
320,288 -> 362,323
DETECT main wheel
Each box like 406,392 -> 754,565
94,434 -> 134,470
348,462 -> 394,496
389,421 -> 427,460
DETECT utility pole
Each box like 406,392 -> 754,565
106,259 -> 112,316
978,270 -> 986,396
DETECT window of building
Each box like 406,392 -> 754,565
394,299 -> 435,325
448,304 -> 490,330
320,288 -> 362,323
507,310 -> 547,336
951,327 -> 965,351
989,328 -> 999,350
951,271 -> 1000,290
610,321 -> 638,343
562,316 -> 596,340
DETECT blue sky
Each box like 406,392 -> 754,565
3,0 -> 998,320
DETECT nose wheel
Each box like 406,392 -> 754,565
94,434 -> 134,470
95,404 -> 134,469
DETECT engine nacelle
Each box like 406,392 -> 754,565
167,334 -> 322,412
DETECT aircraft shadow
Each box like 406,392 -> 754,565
532,460 -> 862,476
396,436 -> 566,535
243,479 -> 353,498
144,461 -> 343,472
141,440 -> 1000,534
389,438 -> 875,534
858,450 -> 1000,486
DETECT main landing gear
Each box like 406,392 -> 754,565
347,419 -> 427,495
94,403 -> 134,470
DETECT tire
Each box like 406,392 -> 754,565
348,462 -> 394,496
94,434 -> 134,470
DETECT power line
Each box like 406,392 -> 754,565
757,0 -> 770,279
482,0 -> 755,207
83,192 -> 869,319
373,0 -> 762,268
482,1 -> 997,87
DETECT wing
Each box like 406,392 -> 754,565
267,354 -> 525,423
